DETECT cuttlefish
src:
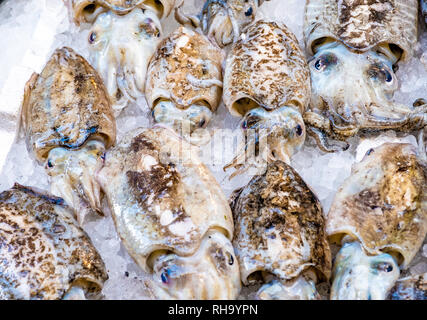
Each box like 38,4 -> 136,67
222,20 -> 310,177
145,26 -> 224,143
303,0 -> 426,152
327,143 -> 427,299
67,0 -> 177,114
21,47 -> 116,224
97,127 -> 241,299
230,161 -> 331,299
0,184 -> 107,299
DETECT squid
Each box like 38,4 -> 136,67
145,26 -> 224,143
222,20 -> 310,177
303,0 -> 426,152
67,0 -> 177,115
230,161 -> 331,300
327,143 -> 427,299
21,47 -> 116,225
0,184 -> 107,299
96,127 -> 242,299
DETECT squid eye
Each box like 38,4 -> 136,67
384,70 -> 392,82
374,262 -> 393,273
366,148 -> 374,156
296,124 -> 303,136
313,53 -> 337,72
368,63 -> 394,83
161,270 -> 170,284
228,253 -> 234,266
89,32 -> 97,44
199,118 -> 206,128
245,7 -> 253,16
47,160 -> 53,168
242,111 -> 262,129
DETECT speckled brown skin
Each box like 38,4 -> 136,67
146,26 -> 224,112
388,273 -> 427,300
97,127 -> 240,299
22,47 -> 116,163
97,127 -> 234,271
68,0 -> 176,23
230,161 -> 331,285
223,20 -> 310,177
304,0 -> 418,60
223,20 -> 310,117
0,184 -> 107,300
327,143 -> 427,268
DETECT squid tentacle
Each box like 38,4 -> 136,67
360,112 -> 427,132
306,127 -> 349,153
328,114 -> 359,137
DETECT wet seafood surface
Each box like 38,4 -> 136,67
327,143 -> 426,266
0,0 -> 426,300
388,273 -> 426,300
22,46 -> 116,224
327,143 -> 427,299
146,26 -> 224,140
0,184 -> 108,299
303,0 -> 426,152
223,20 -> 310,175
69,0 -> 177,23
175,0 -> 269,47
97,127 -> 241,299
68,0 -> 176,115
22,47 -> 115,162
231,161 -> 331,299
